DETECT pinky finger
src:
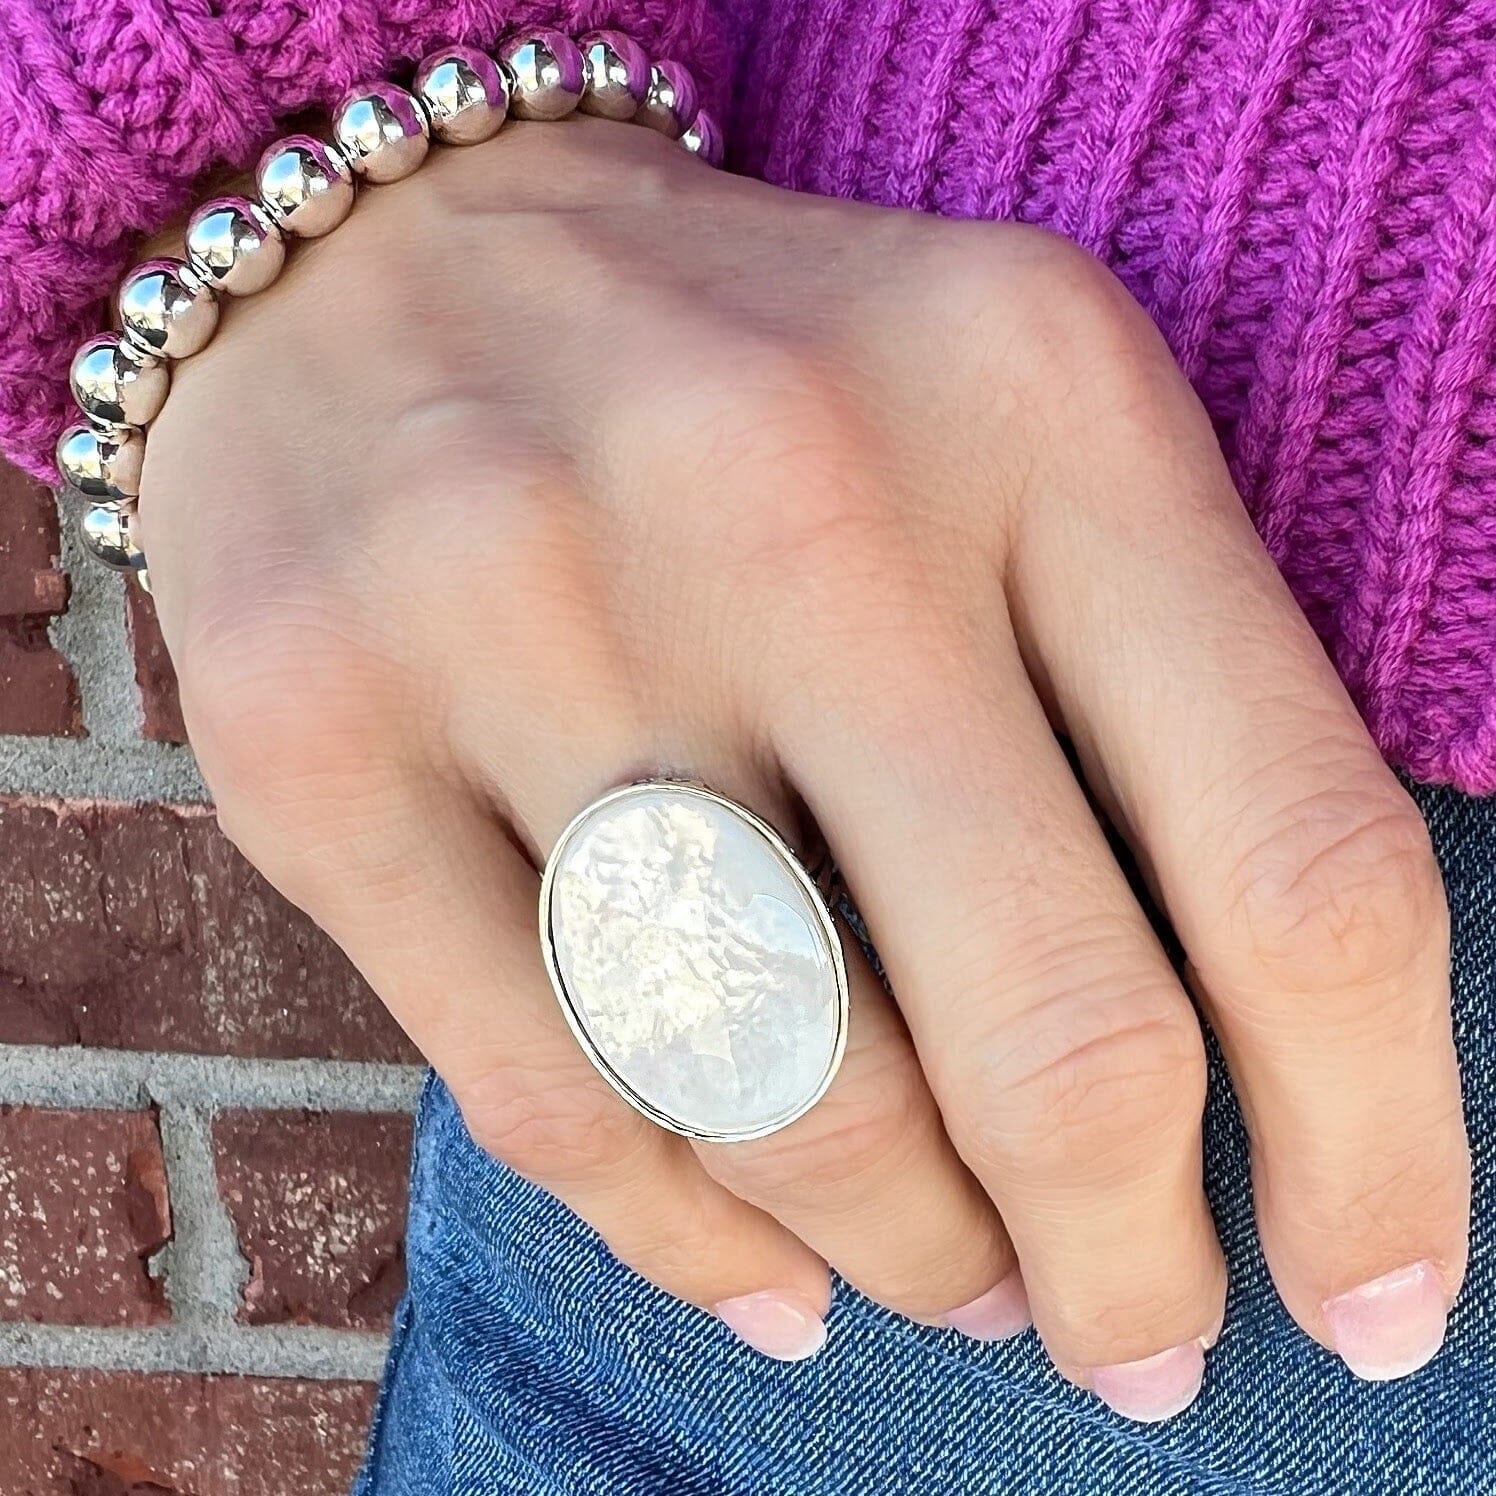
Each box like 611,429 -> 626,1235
250,772 -> 833,1360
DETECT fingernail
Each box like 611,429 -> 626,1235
714,1290 -> 827,1361
1322,1260 -> 1448,1381
1091,1342 -> 1205,1422
944,1273 -> 1032,1341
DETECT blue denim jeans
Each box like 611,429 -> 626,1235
356,783 -> 1495,1494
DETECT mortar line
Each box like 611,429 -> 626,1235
50,489 -> 147,746
0,1051 -> 419,1382
150,1100 -> 252,1330
0,491 -> 210,804
9,502 -> 400,1390
0,1045 -> 425,1112
0,735 -> 209,802
0,1321 -> 392,1381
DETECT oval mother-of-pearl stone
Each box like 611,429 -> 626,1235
543,784 -> 846,1141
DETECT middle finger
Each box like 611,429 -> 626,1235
771,591 -> 1225,1421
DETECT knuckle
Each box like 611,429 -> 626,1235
182,619 -> 380,790
1014,243 -> 1166,399
977,1012 -> 1205,1179
462,1067 -> 645,1186
949,944 -> 1206,1179
904,224 -> 1207,526
667,345 -> 888,577
922,226 -> 1163,403
380,400 -> 562,594
1216,784 -> 1447,1001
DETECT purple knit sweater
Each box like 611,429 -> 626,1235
4,2 -> 1495,792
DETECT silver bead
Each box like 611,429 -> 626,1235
414,46 -> 510,145
257,135 -> 355,238
680,110 -> 724,167
79,504 -> 148,580
500,31 -> 586,121
69,334 -> 169,429
579,31 -> 651,120
119,257 -> 220,360
56,424 -> 145,505
334,82 -> 431,184
187,196 -> 286,297
637,59 -> 699,137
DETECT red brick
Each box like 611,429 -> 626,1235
0,1107 -> 170,1326
0,798 -> 417,1063
0,1369 -> 375,1496
214,1111 -> 412,1330
0,461 -> 81,738
124,585 -> 186,744
0,619 -> 82,738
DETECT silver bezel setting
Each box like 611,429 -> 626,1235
539,779 -> 850,1144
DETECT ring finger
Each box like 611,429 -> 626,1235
208,751 -> 835,1355
458,685 -> 1027,1341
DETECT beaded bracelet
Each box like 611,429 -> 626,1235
55,31 -> 721,592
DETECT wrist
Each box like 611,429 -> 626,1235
56,34 -> 723,590
0,11 -> 731,485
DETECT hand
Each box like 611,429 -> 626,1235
141,118 -> 1467,1418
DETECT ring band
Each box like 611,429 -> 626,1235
539,780 -> 850,1143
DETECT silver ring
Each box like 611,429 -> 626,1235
539,780 -> 850,1143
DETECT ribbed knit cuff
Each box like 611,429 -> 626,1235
729,0 -> 1496,794
0,2 -> 729,486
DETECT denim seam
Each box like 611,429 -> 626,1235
416,1146 -> 774,1492
353,1294 -> 419,1495
355,1073 -> 445,1495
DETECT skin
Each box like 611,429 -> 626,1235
138,118 -> 1468,1418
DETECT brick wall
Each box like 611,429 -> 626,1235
0,461 -> 424,1496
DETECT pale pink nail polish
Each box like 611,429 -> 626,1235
1322,1261 -> 1448,1381
944,1273 -> 1033,1341
714,1291 -> 827,1361
1091,1342 -> 1205,1422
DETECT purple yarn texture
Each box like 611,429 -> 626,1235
3,1 -> 1495,792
